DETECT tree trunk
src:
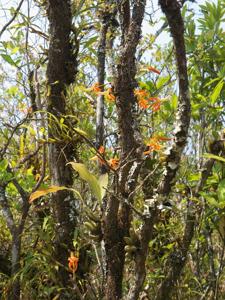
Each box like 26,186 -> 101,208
9,230 -> 21,300
46,0 -> 77,287
103,1 -> 146,298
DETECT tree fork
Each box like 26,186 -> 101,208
103,1 -> 146,299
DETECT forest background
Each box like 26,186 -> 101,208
0,0 -> 225,299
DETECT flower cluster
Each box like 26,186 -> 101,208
134,89 -> 161,111
90,146 -> 119,170
89,83 -> 115,102
144,135 -> 171,155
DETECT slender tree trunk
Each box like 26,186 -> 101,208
103,1 -> 146,299
10,230 -> 21,300
46,0 -> 77,287
156,141 -> 224,300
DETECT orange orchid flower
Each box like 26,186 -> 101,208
90,146 -> 105,165
134,89 -> 148,98
138,98 -> 149,109
144,135 -> 170,155
147,97 -> 161,112
98,88 -> 116,102
144,138 -> 162,155
98,146 -> 105,154
155,135 -> 171,141
152,100 -> 161,112
147,66 -> 161,75
68,253 -> 79,273
105,88 -> 116,102
148,97 -> 160,102
90,82 -> 102,93
108,158 -> 119,169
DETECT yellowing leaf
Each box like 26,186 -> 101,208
98,173 -> 108,200
19,134 -> 25,158
29,185 -> 83,203
68,162 -> 102,201
29,185 -> 67,203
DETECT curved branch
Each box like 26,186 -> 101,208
158,0 -> 191,197
0,0 -> 25,40
128,1 -> 191,298
156,140 -> 224,300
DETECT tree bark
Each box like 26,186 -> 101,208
128,0 -> 191,298
46,0 -> 77,287
103,1 -> 146,299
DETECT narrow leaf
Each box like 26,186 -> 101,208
98,173 -> 108,200
210,79 -> 224,104
29,186 -> 67,203
218,179 -> 225,202
73,127 -> 89,137
1,54 -> 16,66
203,153 -> 225,163
0,159 -> 8,171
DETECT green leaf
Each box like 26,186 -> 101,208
200,193 -> 220,208
210,79 -> 224,104
156,76 -> 170,90
73,127 -> 89,137
203,153 -> 225,163
69,162 -> 102,201
218,179 -> 225,202
1,54 -> 16,66
0,159 -> 8,171
188,173 -> 201,181
204,77 -> 220,88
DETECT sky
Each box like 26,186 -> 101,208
0,0 -> 219,43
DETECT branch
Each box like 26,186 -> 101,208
0,185 -> 15,234
128,1 -> 190,298
0,0 -> 25,39
103,1 -> 147,298
0,117 -> 28,159
157,0 -> 191,197
156,140 -> 225,300
96,9 -> 110,150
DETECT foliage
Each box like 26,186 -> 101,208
0,0 -> 225,299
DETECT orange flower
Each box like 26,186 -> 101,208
108,158 -> 119,169
148,97 -> 160,102
90,146 -> 105,165
144,138 -> 161,155
90,82 -> 102,93
134,89 -> 148,98
105,88 -> 116,102
147,66 -> 161,75
68,254 -> 79,273
98,146 -> 105,154
144,135 -> 170,155
98,88 -> 116,102
147,97 -> 161,112
155,135 -> 171,141
152,100 -> 161,112
138,98 -> 149,109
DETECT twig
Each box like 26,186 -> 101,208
0,0 -> 25,39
